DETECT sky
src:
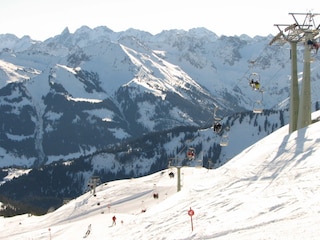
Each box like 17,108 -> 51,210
1,111 -> 320,239
0,0 -> 319,41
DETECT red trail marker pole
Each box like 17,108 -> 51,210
188,207 -> 194,231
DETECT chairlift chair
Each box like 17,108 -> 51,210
220,133 -> 229,147
253,100 -> 263,114
249,72 -> 261,91
213,121 -> 222,133
213,107 -> 223,133
186,147 -> 196,160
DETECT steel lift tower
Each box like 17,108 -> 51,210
270,24 -> 301,133
270,13 -> 320,133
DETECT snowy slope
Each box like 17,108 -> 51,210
1,112 -> 320,239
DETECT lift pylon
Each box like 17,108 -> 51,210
270,12 -> 320,133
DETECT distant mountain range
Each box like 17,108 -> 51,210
0,26 -> 320,215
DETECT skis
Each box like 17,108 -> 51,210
83,224 -> 91,238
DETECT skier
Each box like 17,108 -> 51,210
112,216 -> 116,226
83,224 -> 91,238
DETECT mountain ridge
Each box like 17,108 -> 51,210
0,26 -> 319,214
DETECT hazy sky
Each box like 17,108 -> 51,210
0,0 -> 319,41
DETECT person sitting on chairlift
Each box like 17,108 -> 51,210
187,148 -> 195,160
307,39 -> 319,54
250,79 -> 260,90
214,122 -> 222,133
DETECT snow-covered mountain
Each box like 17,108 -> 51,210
1,26 -> 316,166
1,26 -> 320,214
1,111 -> 320,239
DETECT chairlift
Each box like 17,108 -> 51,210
249,72 -> 261,91
213,106 -> 221,119
213,106 -> 223,133
220,134 -> 229,147
127,145 -> 132,154
186,147 -> 196,160
307,39 -> 319,55
253,100 -> 263,114
219,126 -> 230,146
195,159 -> 203,168
252,90 -> 264,113
213,121 -> 222,133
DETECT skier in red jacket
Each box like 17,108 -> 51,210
112,216 -> 116,226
